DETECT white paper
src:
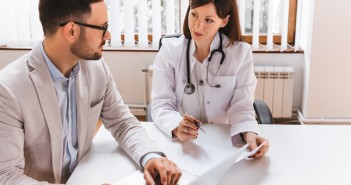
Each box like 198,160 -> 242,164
112,144 -> 250,185
112,170 -> 189,185
170,143 -> 238,176
235,141 -> 267,163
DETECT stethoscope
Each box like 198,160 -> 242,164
184,32 -> 225,95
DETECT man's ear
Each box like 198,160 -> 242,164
221,15 -> 230,28
62,22 -> 79,43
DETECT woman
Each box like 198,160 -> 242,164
151,0 -> 269,158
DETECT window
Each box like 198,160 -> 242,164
0,0 -> 301,52
240,0 -> 299,51
106,0 -> 181,47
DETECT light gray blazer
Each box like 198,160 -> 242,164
0,44 -> 161,184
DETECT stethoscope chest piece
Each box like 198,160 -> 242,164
184,83 -> 195,95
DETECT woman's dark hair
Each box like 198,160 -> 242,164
183,0 -> 244,46
39,0 -> 103,36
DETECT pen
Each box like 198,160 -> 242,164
185,112 -> 206,134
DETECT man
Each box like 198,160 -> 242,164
0,0 -> 181,184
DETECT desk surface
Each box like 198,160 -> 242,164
67,123 -> 351,185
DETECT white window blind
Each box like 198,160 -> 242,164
0,0 -> 302,52
137,0 -> 149,47
151,0 -> 162,48
109,0 -> 122,47
106,0 -> 180,48
0,0 -> 43,47
238,0 -> 301,51
123,0 -> 135,47
252,0 -> 261,50
0,0 -> 181,49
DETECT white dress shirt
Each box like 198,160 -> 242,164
151,33 -> 259,144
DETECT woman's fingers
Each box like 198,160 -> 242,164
246,134 -> 270,159
177,118 -> 199,141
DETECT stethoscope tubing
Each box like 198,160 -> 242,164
184,32 -> 225,95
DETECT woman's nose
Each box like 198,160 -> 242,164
194,20 -> 203,29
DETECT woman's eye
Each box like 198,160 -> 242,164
205,19 -> 214,23
191,13 -> 197,17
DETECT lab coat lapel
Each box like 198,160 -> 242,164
189,39 -> 197,71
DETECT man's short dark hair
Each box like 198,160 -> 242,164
39,0 -> 103,36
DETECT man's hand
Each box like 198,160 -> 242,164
144,157 -> 182,185
244,132 -> 270,158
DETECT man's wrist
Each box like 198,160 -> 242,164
141,152 -> 164,168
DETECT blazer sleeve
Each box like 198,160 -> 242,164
0,82 -> 62,185
227,45 -> 260,145
99,61 -> 163,166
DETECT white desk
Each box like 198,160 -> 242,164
67,123 -> 351,185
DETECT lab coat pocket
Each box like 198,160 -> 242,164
211,76 -> 236,105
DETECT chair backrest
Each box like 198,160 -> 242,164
158,34 -> 183,50
254,100 -> 274,124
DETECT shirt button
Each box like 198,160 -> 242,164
207,101 -> 210,104
183,80 -> 186,83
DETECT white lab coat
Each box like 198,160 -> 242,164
151,33 -> 259,144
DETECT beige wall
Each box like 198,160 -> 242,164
302,0 -> 351,120
0,50 -> 304,108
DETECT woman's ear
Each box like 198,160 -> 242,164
221,15 -> 230,28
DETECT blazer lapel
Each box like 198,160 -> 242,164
75,61 -> 90,159
28,45 -> 63,183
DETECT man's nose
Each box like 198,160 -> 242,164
104,30 -> 111,41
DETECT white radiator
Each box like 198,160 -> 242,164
140,65 -> 295,118
254,66 -> 294,118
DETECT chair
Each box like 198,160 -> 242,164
145,34 -> 274,124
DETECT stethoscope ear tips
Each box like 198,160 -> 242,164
215,84 -> 221,88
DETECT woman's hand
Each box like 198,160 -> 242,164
172,114 -> 201,142
244,132 -> 270,158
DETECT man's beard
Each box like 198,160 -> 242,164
70,31 -> 105,60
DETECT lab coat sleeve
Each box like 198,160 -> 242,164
227,44 -> 260,145
151,40 -> 183,138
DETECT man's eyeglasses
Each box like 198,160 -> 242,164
59,21 -> 109,38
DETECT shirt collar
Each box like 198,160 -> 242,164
40,41 -> 80,80
190,32 -> 221,59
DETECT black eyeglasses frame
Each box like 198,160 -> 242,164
59,21 -> 108,38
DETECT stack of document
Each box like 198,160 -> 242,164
113,124 -> 265,185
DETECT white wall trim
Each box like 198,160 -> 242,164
297,110 -> 351,124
